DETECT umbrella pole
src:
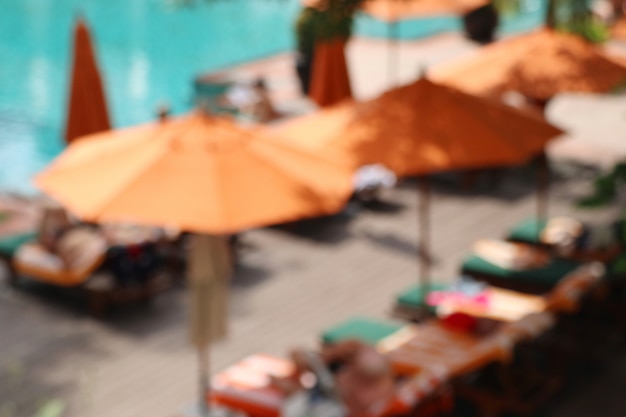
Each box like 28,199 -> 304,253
388,21 -> 399,87
536,153 -> 550,238
418,177 -> 431,293
198,344 -> 210,417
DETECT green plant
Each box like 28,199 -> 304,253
558,16 -> 610,43
33,400 -> 65,417
577,162 -> 626,257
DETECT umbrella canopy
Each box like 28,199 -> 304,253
431,29 -> 626,100
309,39 -> 353,107
278,77 -> 564,176
546,92 -> 626,168
65,17 -> 111,144
361,0 -> 488,22
37,112 -> 354,234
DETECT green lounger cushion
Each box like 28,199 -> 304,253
396,282 -> 450,309
0,232 -> 36,257
321,317 -> 403,345
462,254 -> 583,287
508,218 -> 548,244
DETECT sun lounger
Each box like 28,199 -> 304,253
508,216 -> 624,263
392,282 -> 450,321
0,199 -> 40,260
13,226 -> 107,287
461,239 -> 584,293
11,225 -> 172,315
321,317 -> 404,345
0,231 -> 36,259
211,353 -> 453,417
210,354 -> 293,417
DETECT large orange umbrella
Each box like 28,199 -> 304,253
37,110 -> 353,413
431,29 -> 626,103
279,77 -> 562,173
64,17 -> 111,144
279,77 -> 563,289
38,112 -> 353,234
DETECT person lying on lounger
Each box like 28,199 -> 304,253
275,340 -> 395,417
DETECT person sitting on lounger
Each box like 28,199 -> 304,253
250,78 -> 280,123
275,340 -> 395,417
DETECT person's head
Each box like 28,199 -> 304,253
352,348 -> 391,382
253,78 -> 267,91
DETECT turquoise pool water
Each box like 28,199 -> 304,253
0,0 -> 546,192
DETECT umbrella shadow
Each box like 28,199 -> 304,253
231,262 -> 271,289
360,230 -> 439,266
395,164 -> 560,203
358,198 -> 406,215
269,213 -> 354,245
0,294 -> 110,416
11,280 -> 93,317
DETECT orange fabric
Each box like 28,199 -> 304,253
37,113 -> 354,234
309,39 -> 353,108
278,78 -> 562,175
362,0 -> 487,22
211,354 -> 293,417
65,18 -> 111,144
432,29 -> 626,101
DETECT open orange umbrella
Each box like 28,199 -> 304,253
65,17 -> 111,144
278,77 -> 563,291
38,111 -> 353,234
431,29 -> 626,103
362,0 -> 487,21
37,110 -> 353,414
309,38 -> 353,107
279,77 -> 562,173
361,0 -> 489,84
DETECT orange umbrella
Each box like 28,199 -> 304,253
432,29 -> 626,102
279,77 -> 562,173
309,38 -> 353,107
362,0 -> 487,21
64,17 -> 111,144
38,112 -> 354,234
361,0 -> 489,84
278,77 -> 563,290
38,111 -> 354,411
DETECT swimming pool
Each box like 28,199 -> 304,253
0,0 -> 546,192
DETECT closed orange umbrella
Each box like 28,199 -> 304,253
38,112 -> 353,234
309,38 -> 353,107
65,17 -> 111,144
432,29 -> 626,102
